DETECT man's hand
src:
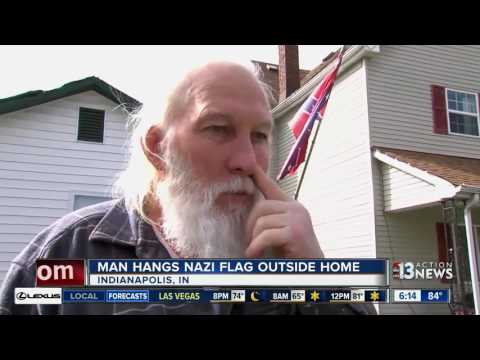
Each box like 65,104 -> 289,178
245,165 -> 324,259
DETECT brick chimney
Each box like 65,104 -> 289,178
278,45 -> 300,102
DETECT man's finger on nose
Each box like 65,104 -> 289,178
251,164 -> 290,201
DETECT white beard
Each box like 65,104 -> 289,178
153,144 -> 261,258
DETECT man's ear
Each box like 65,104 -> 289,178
142,125 -> 166,173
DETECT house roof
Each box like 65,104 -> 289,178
0,76 -> 142,116
375,147 -> 480,188
271,45 -> 376,119
298,48 -> 344,86
251,60 -> 311,104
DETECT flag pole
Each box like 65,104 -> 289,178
294,45 -> 346,200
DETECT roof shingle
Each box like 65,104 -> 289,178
0,76 -> 142,116
376,147 -> 480,188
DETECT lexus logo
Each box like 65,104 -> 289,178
14,288 -> 62,304
16,292 -> 61,299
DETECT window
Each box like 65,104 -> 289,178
77,107 -> 105,143
446,89 -> 479,136
73,195 -> 111,210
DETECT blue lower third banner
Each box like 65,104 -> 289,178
87,259 -> 389,287
62,288 -> 389,304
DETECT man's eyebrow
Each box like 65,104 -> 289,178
197,111 -> 233,123
197,111 -> 273,131
257,120 -> 273,132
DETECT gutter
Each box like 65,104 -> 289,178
272,45 -> 380,120
464,193 -> 480,315
456,185 -> 480,195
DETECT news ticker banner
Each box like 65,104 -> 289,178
14,287 -> 450,305
36,259 -> 389,287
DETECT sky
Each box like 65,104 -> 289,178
0,45 -> 340,120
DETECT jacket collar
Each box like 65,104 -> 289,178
88,198 -> 170,258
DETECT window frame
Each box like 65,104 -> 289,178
70,192 -> 112,211
445,88 -> 480,138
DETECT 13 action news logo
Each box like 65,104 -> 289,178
392,261 -> 453,280
14,288 -> 62,304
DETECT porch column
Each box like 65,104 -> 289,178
464,193 -> 480,315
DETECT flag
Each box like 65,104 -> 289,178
276,49 -> 345,181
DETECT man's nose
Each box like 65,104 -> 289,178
227,136 -> 257,176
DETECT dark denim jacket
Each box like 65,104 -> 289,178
0,199 -> 376,315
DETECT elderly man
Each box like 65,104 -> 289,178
0,62 -> 375,315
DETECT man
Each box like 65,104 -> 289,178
0,62 -> 375,315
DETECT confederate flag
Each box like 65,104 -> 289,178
277,49 -> 345,181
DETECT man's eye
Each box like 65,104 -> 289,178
206,125 -> 228,134
253,132 -> 268,142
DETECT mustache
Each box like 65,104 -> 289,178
210,176 -> 256,196
190,175 -> 258,207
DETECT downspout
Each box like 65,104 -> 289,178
441,200 -> 465,313
464,193 -> 480,315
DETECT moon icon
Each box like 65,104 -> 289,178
250,291 -> 260,302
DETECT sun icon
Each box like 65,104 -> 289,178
310,290 -> 320,302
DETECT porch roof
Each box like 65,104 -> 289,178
375,147 -> 480,188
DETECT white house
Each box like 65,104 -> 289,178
270,45 -> 480,315
0,77 -> 141,285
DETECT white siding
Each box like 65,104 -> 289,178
0,90 -> 130,283
367,45 -> 480,159
274,61 -> 376,258
382,163 -> 440,212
